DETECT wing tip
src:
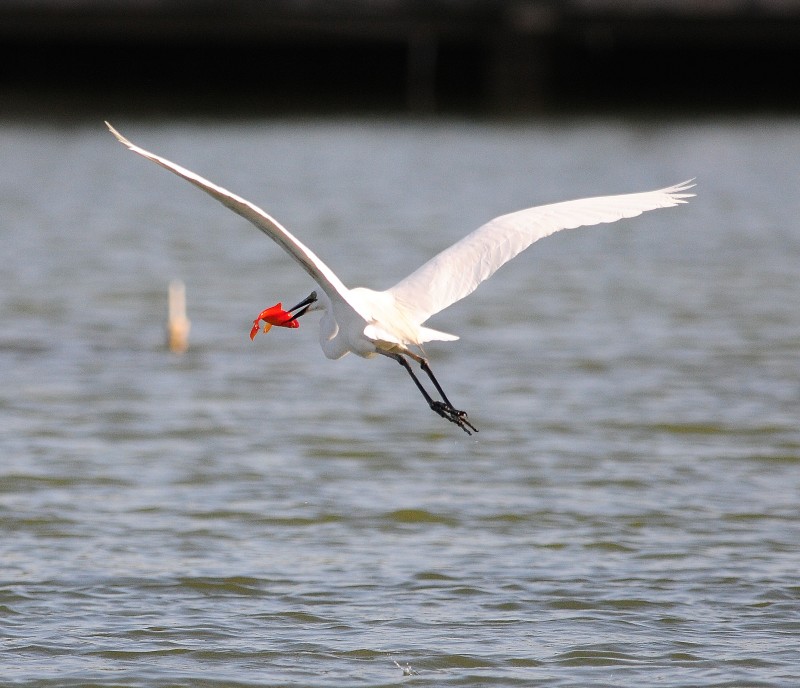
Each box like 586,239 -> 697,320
662,178 -> 696,204
105,121 -> 134,149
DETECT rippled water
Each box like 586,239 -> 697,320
2,117 -> 799,687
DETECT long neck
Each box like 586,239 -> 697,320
313,291 -> 344,360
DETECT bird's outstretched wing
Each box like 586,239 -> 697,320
388,181 -> 694,325
106,122 -> 351,304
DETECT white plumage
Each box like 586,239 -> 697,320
107,122 -> 693,434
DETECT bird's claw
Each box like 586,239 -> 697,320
430,401 -> 478,435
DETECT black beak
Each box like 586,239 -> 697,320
286,291 -> 317,322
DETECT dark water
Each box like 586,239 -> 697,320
2,118 -> 799,686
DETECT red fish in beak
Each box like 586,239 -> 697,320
249,303 -> 299,340
249,292 -> 317,340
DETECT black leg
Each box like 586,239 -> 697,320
403,352 -> 476,427
389,353 -> 437,406
379,351 -> 478,435
420,360 -> 457,410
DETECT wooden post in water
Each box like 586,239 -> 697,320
167,279 -> 191,353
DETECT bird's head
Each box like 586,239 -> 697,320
249,291 -> 319,340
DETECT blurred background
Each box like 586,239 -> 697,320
2,0 -> 800,117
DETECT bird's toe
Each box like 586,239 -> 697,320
429,401 -> 477,435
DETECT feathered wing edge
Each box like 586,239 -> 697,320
105,122 -> 361,318
388,180 -> 695,327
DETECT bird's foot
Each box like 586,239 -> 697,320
430,401 -> 478,435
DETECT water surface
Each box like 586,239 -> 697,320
1,117 -> 799,686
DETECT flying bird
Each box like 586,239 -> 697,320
107,123 -> 693,435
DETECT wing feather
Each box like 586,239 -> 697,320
388,181 -> 694,324
106,122 -> 351,304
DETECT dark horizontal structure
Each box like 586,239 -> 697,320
2,0 -> 800,115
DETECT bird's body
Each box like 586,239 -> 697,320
107,123 -> 693,434
320,286 -> 457,359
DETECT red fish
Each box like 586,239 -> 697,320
249,303 -> 300,340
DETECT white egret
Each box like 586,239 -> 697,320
107,123 -> 693,434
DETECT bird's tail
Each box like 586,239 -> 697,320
418,326 -> 459,343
